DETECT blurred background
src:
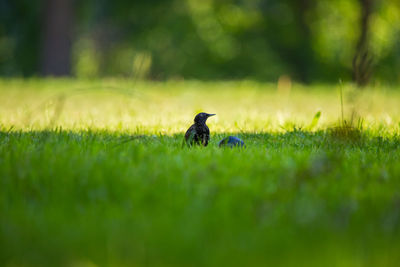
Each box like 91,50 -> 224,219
0,0 -> 399,84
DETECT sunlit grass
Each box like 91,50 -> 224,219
1,79 -> 400,134
1,79 -> 400,267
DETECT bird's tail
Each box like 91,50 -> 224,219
182,132 -> 195,148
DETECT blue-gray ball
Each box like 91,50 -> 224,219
218,136 -> 245,148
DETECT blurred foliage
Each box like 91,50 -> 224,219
0,0 -> 400,83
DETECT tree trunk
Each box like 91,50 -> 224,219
352,0 -> 373,87
41,0 -> 74,76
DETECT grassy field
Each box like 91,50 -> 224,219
1,79 -> 400,266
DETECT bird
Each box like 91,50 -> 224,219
218,136 -> 245,148
184,112 -> 216,146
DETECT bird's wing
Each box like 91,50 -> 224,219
184,125 -> 196,146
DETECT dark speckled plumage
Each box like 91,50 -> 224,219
185,112 -> 215,146
218,136 -> 245,148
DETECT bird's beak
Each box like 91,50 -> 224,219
207,113 -> 216,117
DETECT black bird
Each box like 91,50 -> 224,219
218,136 -> 245,148
185,112 -> 216,146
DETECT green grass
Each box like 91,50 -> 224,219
1,79 -> 400,266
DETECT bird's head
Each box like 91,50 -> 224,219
194,112 -> 216,124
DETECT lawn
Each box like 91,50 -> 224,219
1,79 -> 400,266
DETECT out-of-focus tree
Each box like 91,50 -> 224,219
41,0 -> 75,76
0,0 -> 41,76
1,0 -> 400,84
369,1 -> 400,84
352,0 -> 374,87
